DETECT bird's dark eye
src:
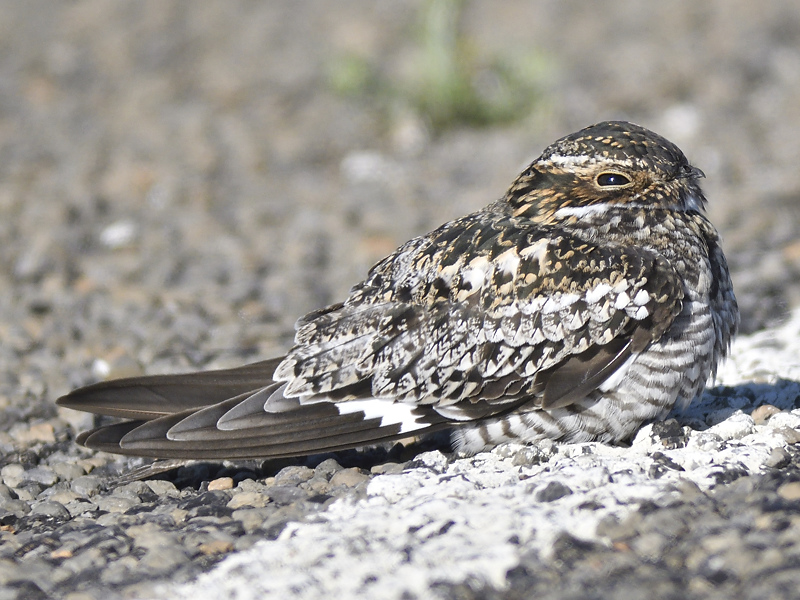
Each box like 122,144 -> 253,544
596,172 -> 631,187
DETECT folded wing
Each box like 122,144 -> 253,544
57,214 -> 683,459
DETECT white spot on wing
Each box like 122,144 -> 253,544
437,261 -> 464,286
585,282 -> 612,304
520,239 -> 549,264
614,291 -> 631,309
494,249 -> 520,275
336,399 -> 428,434
460,256 -> 491,291
520,296 -> 546,315
633,289 -> 650,305
541,292 -> 580,315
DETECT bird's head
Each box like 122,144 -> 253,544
505,121 -> 707,222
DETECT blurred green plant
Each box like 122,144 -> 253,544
326,0 -> 553,132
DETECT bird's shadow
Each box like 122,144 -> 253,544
673,378 -> 800,431
108,429 -> 454,488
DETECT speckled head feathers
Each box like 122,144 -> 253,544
540,121 -> 700,180
506,121 -> 707,218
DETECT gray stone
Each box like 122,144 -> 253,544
0,484 -> 13,501
94,496 -> 140,514
765,447 -> 791,468
22,467 -> 58,487
0,464 -> 24,488
328,468 -> 369,488
30,501 -> 71,520
264,486 -> 307,506
49,462 -> 87,482
0,499 -> 31,517
70,476 -> 103,497
534,481 -> 574,502
232,507 -> 276,533
145,480 -> 180,498
314,459 -> 344,480
274,465 -> 315,487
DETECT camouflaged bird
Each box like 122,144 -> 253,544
57,121 -> 739,460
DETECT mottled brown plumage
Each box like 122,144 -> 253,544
57,121 -> 739,460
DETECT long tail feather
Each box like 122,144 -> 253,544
58,357 -> 451,460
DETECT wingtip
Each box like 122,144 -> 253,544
54,381 -> 174,419
56,357 -> 284,419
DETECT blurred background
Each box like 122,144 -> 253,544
1,0 -> 799,442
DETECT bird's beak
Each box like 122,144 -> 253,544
681,165 -> 705,180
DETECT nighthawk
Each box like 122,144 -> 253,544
58,121 -> 739,460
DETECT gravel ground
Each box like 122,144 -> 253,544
0,2 -> 799,599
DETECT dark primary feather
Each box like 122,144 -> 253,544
57,120 -> 730,462
59,358 -> 283,420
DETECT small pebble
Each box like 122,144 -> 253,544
301,476 -> 330,494
14,484 -> 42,502
232,507 -> 275,532
114,481 -> 152,500
135,548 -> 189,578
1,499 -> 31,516
208,477 -> 235,491
70,476 -> 103,497
99,219 -> 138,248
1,464 -> 24,488
10,422 -> 56,444
706,412 -> 756,441
775,427 -> 800,444
534,481 -> 574,502
127,524 -> 182,552
371,463 -> 405,475
94,496 -> 140,513
64,501 -> 98,517
777,482 -> 800,501
329,468 -> 369,488
274,466 -> 315,486
264,486 -> 306,506
42,489 -> 81,506
145,480 -> 180,498
50,463 -> 86,482
751,404 -> 782,425
23,467 -> 58,487
511,445 -> 555,466
236,479 -> 266,493
30,501 -> 71,520
0,484 -> 13,501
171,508 -> 189,524
199,540 -> 234,555
227,491 -> 270,510
765,447 -> 791,469
314,459 -> 344,480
